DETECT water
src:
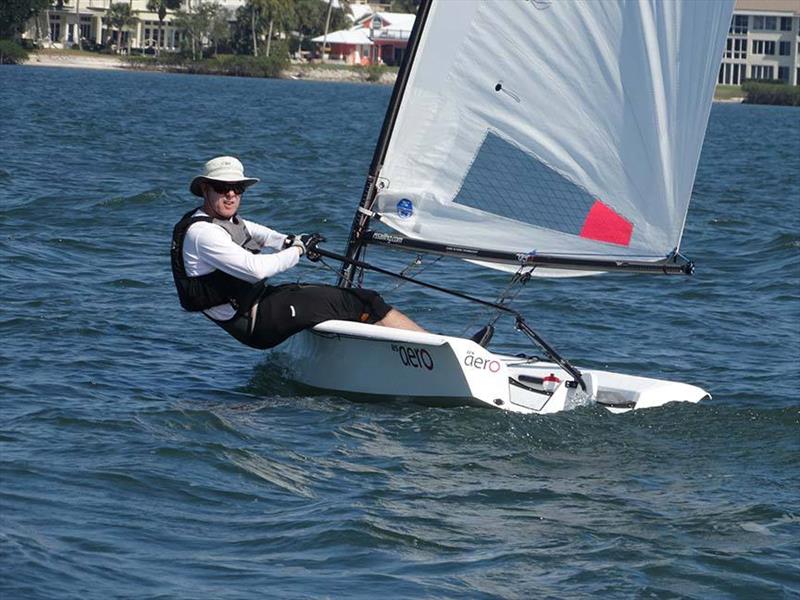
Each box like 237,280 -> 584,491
1,67 -> 798,599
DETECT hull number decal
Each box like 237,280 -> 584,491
391,344 -> 434,371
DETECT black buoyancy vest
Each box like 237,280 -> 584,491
171,208 -> 264,314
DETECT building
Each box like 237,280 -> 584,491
21,0 -> 271,51
719,0 -> 800,85
22,0 -> 400,56
312,11 -> 415,66
22,0 -> 198,52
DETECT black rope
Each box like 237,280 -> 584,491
314,246 -> 587,391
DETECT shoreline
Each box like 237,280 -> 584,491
22,52 -> 397,84
19,54 -> 751,99
24,52 -> 126,70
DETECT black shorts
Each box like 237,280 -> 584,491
216,283 -> 393,350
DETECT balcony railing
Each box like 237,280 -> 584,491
371,28 -> 410,42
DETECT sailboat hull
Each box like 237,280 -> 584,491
279,321 -> 709,415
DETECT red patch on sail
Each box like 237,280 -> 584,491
579,200 -> 633,246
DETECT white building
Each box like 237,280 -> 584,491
22,0 -> 393,53
22,0 -> 193,51
22,0 -> 253,52
718,0 -> 800,85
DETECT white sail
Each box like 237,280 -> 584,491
371,0 -> 734,274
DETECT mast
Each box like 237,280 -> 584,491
338,0 -> 434,288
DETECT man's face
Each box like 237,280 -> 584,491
202,181 -> 244,219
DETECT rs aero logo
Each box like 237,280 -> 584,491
391,344 -> 434,370
463,351 -> 501,373
396,198 -> 414,219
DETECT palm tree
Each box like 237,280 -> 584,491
106,3 -> 135,54
208,6 -> 231,56
146,0 -> 181,55
246,0 -> 291,57
173,3 -> 221,60
321,0 -> 349,62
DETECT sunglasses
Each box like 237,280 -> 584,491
208,181 -> 245,195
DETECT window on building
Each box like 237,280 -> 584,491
735,38 -> 747,59
80,19 -> 91,40
719,62 -> 745,85
778,66 -> 790,82
780,41 -> 791,55
753,15 -> 778,30
752,39 -> 776,55
49,20 -> 61,42
751,65 -> 775,80
730,15 -> 748,34
780,16 -> 792,31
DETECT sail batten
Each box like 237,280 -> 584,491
365,0 -> 733,277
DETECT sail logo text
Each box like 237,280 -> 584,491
391,345 -> 434,371
463,352 -> 501,373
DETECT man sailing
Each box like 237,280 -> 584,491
171,156 -> 425,349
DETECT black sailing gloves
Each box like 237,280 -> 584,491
284,233 -> 326,261
298,233 -> 325,261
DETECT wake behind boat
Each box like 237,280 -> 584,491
280,0 -> 735,414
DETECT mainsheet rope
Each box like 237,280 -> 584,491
310,245 -> 587,391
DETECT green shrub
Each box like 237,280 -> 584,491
364,64 -> 386,83
123,49 -> 290,78
741,81 -> 800,106
0,39 -> 29,64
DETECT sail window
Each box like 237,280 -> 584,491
453,132 -> 597,237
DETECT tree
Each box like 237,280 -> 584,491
389,0 -> 420,13
173,2 -> 225,60
290,0 -> 349,58
207,5 -> 231,56
146,0 -> 180,56
244,0 -> 291,57
105,2 -> 136,54
0,0 -> 50,39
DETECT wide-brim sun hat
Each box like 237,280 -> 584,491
190,156 -> 260,197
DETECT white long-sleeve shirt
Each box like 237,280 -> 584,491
183,209 -> 300,321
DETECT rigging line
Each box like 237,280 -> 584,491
461,266 -> 529,337
487,268 -> 533,328
311,246 -> 587,391
385,254 -> 442,295
317,256 -> 348,282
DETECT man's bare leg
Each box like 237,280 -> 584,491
376,308 -> 427,332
